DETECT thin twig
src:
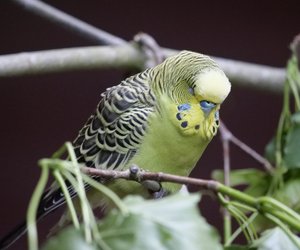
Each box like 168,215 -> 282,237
11,0 -> 126,45
26,164 -> 49,250
219,122 -> 232,243
220,122 -> 275,173
219,123 -> 231,187
81,166 -> 220,191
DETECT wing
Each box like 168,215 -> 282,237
37,70 -> 156,217
73,70 -> 156,170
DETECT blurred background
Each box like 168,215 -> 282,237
0,0 -> 299,249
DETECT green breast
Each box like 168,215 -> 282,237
127,95 -> 212,192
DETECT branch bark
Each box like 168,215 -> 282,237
81,165 -> 220,191
0,44 -> 286,93
0,44 -> 146,76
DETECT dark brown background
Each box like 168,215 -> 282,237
0,1 -> 299,249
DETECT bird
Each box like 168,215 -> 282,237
0,50 -> 231,249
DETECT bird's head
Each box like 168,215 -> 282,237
152,51 -> 231,139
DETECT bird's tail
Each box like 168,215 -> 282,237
0,184 -> 71,250
0,220 -> 28,250
0,202 -> 52,250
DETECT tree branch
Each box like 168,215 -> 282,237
0,44 -> 286,93
79,165 -> 300,232
219,122 -> 232,242
0,44 -> 147,77
81,165 -> 219,191
11,0 -> 126,46
8,0 -> 285,92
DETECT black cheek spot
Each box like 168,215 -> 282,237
181,121 -> 188,128
195,125 -> 200,130
176,113 -> 182,120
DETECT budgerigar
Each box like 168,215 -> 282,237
0,50 -> 231,249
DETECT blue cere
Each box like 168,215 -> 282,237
200,100 -> 215,110
177,103 -> 191,111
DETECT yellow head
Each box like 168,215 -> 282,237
152,50 -> 231,140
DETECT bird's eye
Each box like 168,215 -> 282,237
200,100 -> 216,110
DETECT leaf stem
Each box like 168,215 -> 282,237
66,142 -> 92,243
217,183 -> 257,207
26,164 -> 49,250
52,170 -> 80,229
259,196 -> 300,222
275,79 -> 290,168
81,174 -> 128,215
226,212 -> 258,246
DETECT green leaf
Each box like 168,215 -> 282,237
252,172 -> 300,232
274,178 -> 300,211
283,117 -> 300,168
42,227 -> 97,250
252,227 -> 300,250
212,169 -> 269,196
265,137 -> 276,165
291,112 -> 300,125
98,193 -> 222,250
212,169 -> 266,187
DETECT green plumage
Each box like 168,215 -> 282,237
71,50 -> 231,195
37,50 -> 231,210
0,51 -> 231,250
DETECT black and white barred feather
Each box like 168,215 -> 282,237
40,69 -> 157,214
73,69 -> 156,170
